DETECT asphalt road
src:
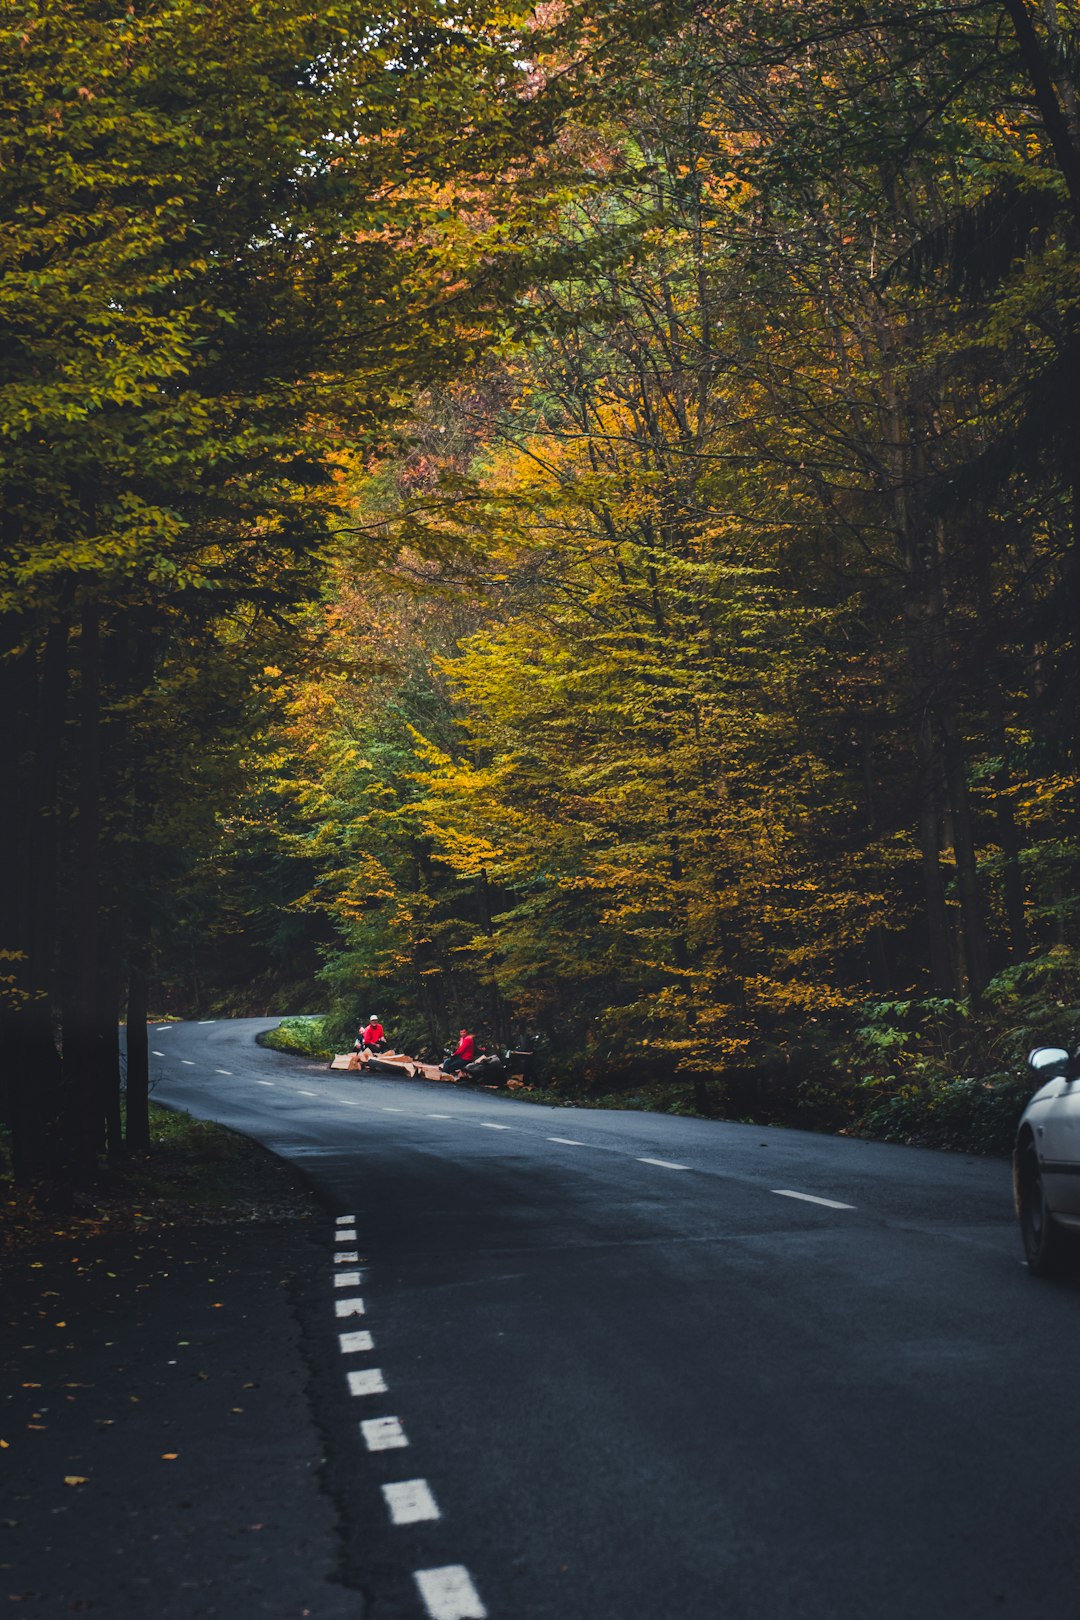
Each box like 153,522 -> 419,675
151,1018 -> 1079,1620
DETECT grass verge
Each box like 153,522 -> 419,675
1,1101 -> 315,1261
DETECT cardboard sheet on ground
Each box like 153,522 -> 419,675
329,1049 -> 454,1082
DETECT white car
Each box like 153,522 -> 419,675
1014,1045 -> 1080,1274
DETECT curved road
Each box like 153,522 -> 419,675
153,1018 -> 1079,1620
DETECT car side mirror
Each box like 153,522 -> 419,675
1029,1047 -> 1071,1076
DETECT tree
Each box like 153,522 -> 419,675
0,0 -> 563,1180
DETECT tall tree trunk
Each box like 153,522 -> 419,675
917,509 -> 991,998
0,629 -> 34,1136
60,599 -> 104,1177
4,620 -> 69,1180
478,867 -> 509,1045
937,709 -> 989,998
1001,0 -> 1080,227
969,534 -> 1029,962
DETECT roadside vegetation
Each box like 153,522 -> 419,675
260,1017 -> 334,1062
0,1103 -> 313,1258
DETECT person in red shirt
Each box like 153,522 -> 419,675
356,1015 -> 387,1054
441,1028 -> 474,1075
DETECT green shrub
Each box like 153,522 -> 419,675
843,948 -> 1080,1155
261,1015 -> 333,1059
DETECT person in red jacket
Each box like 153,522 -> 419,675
441,1028 -> 474,1075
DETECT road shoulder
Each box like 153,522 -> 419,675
2,1153 -> 359,1618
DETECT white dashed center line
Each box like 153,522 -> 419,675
548,1136 -> 585,1146
335,1297 -> 366,1319
325,1219 -> 487,1620
340,1098 -> 359,1105
381,1107 -> 403,1113
427,1113 -> 452,1119
414,1565 -> 488,1620
346,1367 -> 387,1396
383,1479 -> 441,1525
479,1122 -> 510,1130
151,1050 -> 165,1057
180,1059 -> 196,1066
638,1157 -> 689,1171
362,1415 -> 409,1452
256,1080 -> 274,1087
335,1251 -> 359,1264
772,1189 -> 855,1210
154,1025 -> 171,1031
298,1089 -> 319,1097
197,1020 -> 216,1025
215,1069 -> 232,1076
340,1331 -> 374,1356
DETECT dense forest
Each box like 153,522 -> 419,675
3,0 -> 1079,1183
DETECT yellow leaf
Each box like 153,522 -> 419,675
64,1475 -> 88,1487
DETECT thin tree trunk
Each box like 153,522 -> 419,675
125,903 -> 152,1151
938,707 -> 989,999
858,717 -> 893,991
914,707 -> 957,993
96,910 -> 124,1161
986,681 -> 1029,960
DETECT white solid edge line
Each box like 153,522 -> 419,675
479,1123 -> 510,1130
638,1157 -> 689,1170
361,1415 -> 408,1452
346,1368 -> 387,1396
382,1479 -> 440,1525
548,1136 -> 585,1146
414,1565 -> 488,1620
772,1188 -> 856,1210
